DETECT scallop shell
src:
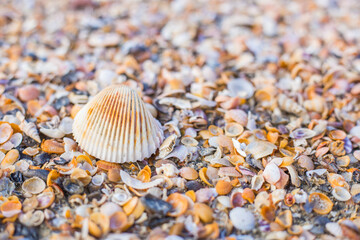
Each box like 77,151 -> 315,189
73,85 -> 164,163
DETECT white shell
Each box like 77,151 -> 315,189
73,85 -> 164,163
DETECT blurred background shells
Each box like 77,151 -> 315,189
73,85 -> 164,163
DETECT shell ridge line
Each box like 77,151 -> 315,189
122,88 -> 133,162
91,88 -> 114,159
134,95 -> 142,160
118,87 -> 131,163
110,87 -> 124,162
139,95 -> 150,158
128,92 -> 136,162
81,90 -> 108,152
143,102 -> 155,158
115,87 -> 127,163
102,88 -> 119,161
75,91 -> 104,151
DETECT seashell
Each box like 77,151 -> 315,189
19,210 -> 44,227
278,94 -> 305,115
293,189 -> 307,204
303,97 -> 325,113
217,196 -> 231,208
36,187 -> 55,209
351,184 -> 360,196
271,189 -> 286,204
199,167 -> 213,186
8,133 -> 22,148
230,207 -> 255,231
0,123 -> 13,144
156,163 -> 179,177
251,174 -> 265,191
263,163 -> 281,185
179,167 -> 198,180
120,170 -> 163,189
227,78 -> 254,99
329,140 -> 346,156
336,155 -> 350,167
353,150 -> 360,161
275,210 -> 292,228
41,139 -> 65,154
231,192 -> 246,207
195,188 -> 218,203
290,128 -> 316,139
89,212 -> 110,238
159,134 -> 177,158
18,117 -> 41,143
215,180 -> 232,195
284,193 -> 295,206
332,187 -> 351,202
110,212 -> 128,231
309,192 -> 333,215
288,225 -> 303,235
181,136 -> 198,147
97,160 -> 122,171
73,85 -> 164,163
71,168 -> 91,186
224,109 -> 248,126
298,155 -> 314,170
246,140 -> 277,160
242,188 -> 255,203
225,122 -> 244,137
58,117 -> 73,135
260,205 -> 275,223
167,193 -> 188,217
123,197 -> 139,216
1,200 -> 22,218
325,222 -> 343,238
286,165 -> 300,187
328,173 -> 348,188
18,85 -> 40,102
194,203 -> 213,223
1,149 -> 19,169
349,126 -> 360,139
136,166 -> 151,183
329,130 -> 346,140
22,176 -> 46,195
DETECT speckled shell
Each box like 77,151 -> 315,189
73,85 -> 164,163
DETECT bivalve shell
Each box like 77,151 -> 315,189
309,192 -> 333,215
73,85 -> 164,163
332,187 -> 351,202
22,177 -> 46,195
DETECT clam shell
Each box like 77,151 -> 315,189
73,85 -> 164,163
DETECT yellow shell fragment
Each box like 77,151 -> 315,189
73,85 -> 164,163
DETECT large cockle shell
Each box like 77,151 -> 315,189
73,85 -> 164,163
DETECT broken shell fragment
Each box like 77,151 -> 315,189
110,212 -> 128,231
275,210 -> 292,228
120,170 -> 163,189
246,140 -> 277,160
73,85 -> 164,163
1,200 -> 22,218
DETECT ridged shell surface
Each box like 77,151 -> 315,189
73,85 -> 164,163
